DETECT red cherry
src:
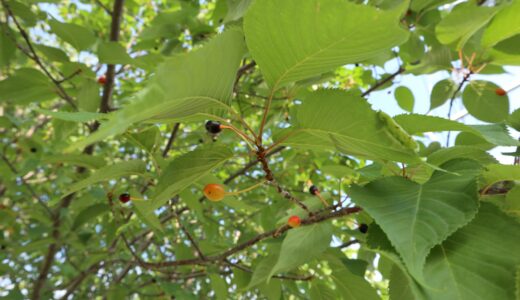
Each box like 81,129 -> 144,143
97,75 -> 106,85
287,215 -> 301,228
203,184 -> 226,201
119,193 -> 131,203
495,88 -> 507,96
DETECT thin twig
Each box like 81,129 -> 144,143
446,71 -> 472,147
361,67 -> 405,97
162,123 -> 180,157
224,259 -> 314,281
136,206 -> 361,269
1,0 -> 77,109
0,152 -> 53,216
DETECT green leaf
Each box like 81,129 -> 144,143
49,20 -> 96,51
97,42 -> 133,65
224,0 -> 253,22
0,29 -> 16,68
244,0 -> 409,89
324,250 -> 380,300
63,160 -> 148,196
35,108 -> 104,122
503,185 -> 520,217
482,0 -> 520,47
427,146 -> 497,167
455,132 -> 494,150
282,89 -> 420,163
269,222 -> 332,277
394,86 -> 415,112
394,114 -> 520,146
389,266 -> 417,300
508,108 -> 520,131
209,273 -> 229,300
72,203 -> 109,230
247,252 -> 280,289
310,282 -> 337,300
77,79 -> 101,112
8,1 -> 37,27
133,201 -> 163,232
258,280 -> 281,300
35,44 -> 69,63
42,154 -> 106,169
0,68 -> 56,104
422,203 -> 520,300
435,2 -> 498,49
430,79 -> 457,110
462,80 -> 509,123
67,27 -> 246,151
350,159 -> 481,280
152,146 -> 233,209
481,164 -> 520,188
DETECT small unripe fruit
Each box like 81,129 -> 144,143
495,88 -> 507,96
205,120 -> 222,134
288,215 -> 301,228
359,223 -> 368,234
203,184 -> 225,201
119,193 -> 131,203
309,185 -> 319,195
97,75 -> 106,85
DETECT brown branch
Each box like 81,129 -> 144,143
256,147 -> 310,213
94,0 -> 113,15
361,67 -> 405,97
174,211 -> 206,260
99,0 -> 125,113
32,2 -> 126,298
0,152 -> 53,216
1,0 -> 77,109
337,239 -> 360,249
224,259 -> 314,281
162,123 -> 180,157
137,206 -> 361,269
446,71 -> 472,146
233,61 -> 256,92
56,69 -> 82,84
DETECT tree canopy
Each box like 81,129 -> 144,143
1,0 -> 520,299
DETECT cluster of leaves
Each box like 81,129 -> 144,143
1,0 -> 520,299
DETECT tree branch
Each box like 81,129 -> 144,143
361,67 -> 405,97
99,0 -> 125,113
446,71 -> 472,146
162,123 -> 180,157
137,206 -> 361,269
1,0 -> 77,109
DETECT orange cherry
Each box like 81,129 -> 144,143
287,215 -> 301,228
203,184 -> 226,201
97,75 -> 106,85
495,88 -> 507,96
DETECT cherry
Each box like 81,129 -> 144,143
309,185 -> 319,195
97,75 -> 106,85
495,88 -> 507,96
288,215 -> 301,228
119,193 -> 131,203
205,120 -> 222,134
359,223 -> 368,234
203,184 -> 225,201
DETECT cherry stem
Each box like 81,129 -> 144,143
316,193 -> 329,207
225,181 -> 265,196
220,124 -> 256,150
508,82 -> 520,93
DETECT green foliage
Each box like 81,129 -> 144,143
1,0 -> 520,298
244,0 -> 409,89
